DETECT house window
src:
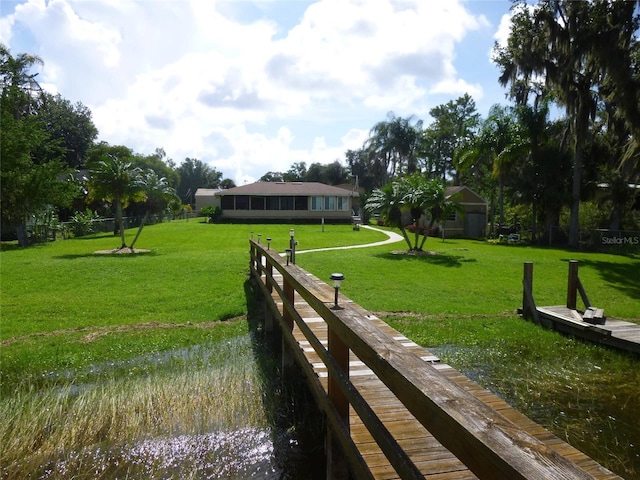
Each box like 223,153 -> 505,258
295,196 -> 308,210
235,196 -> 249,210
251,196 -> 265,210
280,196 -> 294,210
448,211 -> 457,221
221,195 -> 234,210
337,196 -> 350,211
311,196 -> 323,211
266,197 -> 279,210
324,196 -> 336,211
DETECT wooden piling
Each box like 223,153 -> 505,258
327,326 -> 350,479
567,260 -> 579,310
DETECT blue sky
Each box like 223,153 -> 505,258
1,0 -> 515,185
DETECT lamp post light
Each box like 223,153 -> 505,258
289,229 -> 296,264
330,273 -> 345,309
267,237 -> 271,250
285,248 -> 292,266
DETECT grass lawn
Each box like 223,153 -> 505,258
1,220 -> 639,478
0,221 -> 386,390
297,235 -> 639,319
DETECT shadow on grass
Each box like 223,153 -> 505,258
53,250 -> 158,260
372,251 -> 477,267
0,242 -> 49,252
243,279 -> 326,480
565,258 -> 640,301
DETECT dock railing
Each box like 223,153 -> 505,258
250,239 -> 597,479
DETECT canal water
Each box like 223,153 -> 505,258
30,333 -> 326,480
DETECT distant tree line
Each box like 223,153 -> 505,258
2,0 -> 639,247
0,44 -> 234,246
347,1 -> 639,246
259,160 -> 351,186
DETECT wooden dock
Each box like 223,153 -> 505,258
250,241 -> 622,479
522,261 -> 640,355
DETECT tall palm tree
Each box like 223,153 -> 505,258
495,0 -> 636,247
87,154 -> 144,249
458,104 -> 526,231
366,112 -> 423,179
129,170 -> 178,250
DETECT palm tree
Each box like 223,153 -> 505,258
418,185 -> 463,249
87,154 -> 144,249
365,181 -> 412,250
366,112 -> 423,179
494,0 -> 634,247
0,44 -> 44,119
129,170 -> 178,250
458,104 -> 526,233
365,175 -> 454,251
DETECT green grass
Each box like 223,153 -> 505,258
297,238 -> 639,319
0,221 -> 385,390
1,220 -> 639,478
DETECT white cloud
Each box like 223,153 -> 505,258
0,12 -> 14,45
2,0 -> 505,185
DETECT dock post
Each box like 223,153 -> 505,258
522,262 -> 534,320
567,260 -> 578,310
282,276 -> 295,379
264,262 -> 274,334
327,326 -> 350,480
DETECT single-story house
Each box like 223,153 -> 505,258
195,182 -> 360,222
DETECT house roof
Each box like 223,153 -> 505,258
194,188 -> 221,196
213,181 -> 359,197
445,186 -> 487,205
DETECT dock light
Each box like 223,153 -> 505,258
285,248 -> 292,266
250,231 -> 254,239
330,273 -> 345,309
267,237 -> 271,250
258,234 -> 262,244
289,229 -> 296,264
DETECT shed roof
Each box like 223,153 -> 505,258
214,181 -> 359,197
445,186 -> 487,205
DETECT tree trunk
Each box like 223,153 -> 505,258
418,218 -> 437,251
114,198 -> 127,249
129,212 -> 149,251
15,224 -> 28,247
398,226 -> 413,250
568,103 -> 588,248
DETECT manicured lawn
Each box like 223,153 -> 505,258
0,221 -> 385,389
298,237 -> 639,319
2,221 -> 638,391
1,220 -> 639,478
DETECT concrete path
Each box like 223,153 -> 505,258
295,225 -> 404,255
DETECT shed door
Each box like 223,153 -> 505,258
464,213 -> 485,237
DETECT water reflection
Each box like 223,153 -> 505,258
44,428 -> 280,479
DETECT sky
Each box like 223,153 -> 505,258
1,0 -> 515,185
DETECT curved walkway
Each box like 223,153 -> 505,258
295,225 -> 404,255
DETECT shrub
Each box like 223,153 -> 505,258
200,206 -> 222,223
69,209 -> 100,238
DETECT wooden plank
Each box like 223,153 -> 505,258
251,242 -> 621,479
